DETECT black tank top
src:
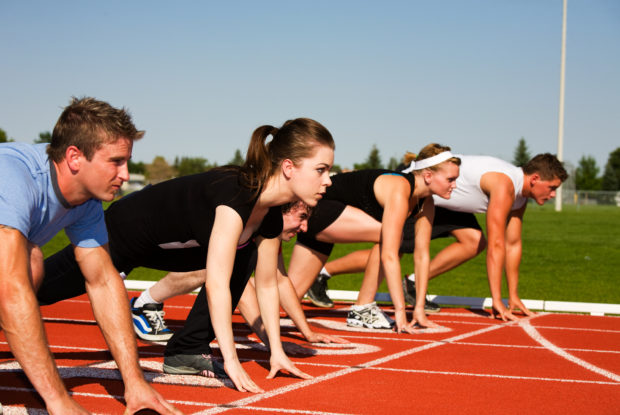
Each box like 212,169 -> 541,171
324,169 -> 419,222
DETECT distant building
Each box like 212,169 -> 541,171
120,173 -> 146,195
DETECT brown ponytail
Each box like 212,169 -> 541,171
238,118 -> 334,195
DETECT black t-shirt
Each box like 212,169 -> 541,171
105,168 -> 283,259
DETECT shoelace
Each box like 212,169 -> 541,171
143,309 -> 168,332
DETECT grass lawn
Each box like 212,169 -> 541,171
42,203 -> 620,304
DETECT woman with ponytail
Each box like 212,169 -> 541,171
287,144 -> 460,333
41,118 -> 335,394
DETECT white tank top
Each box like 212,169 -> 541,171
433,155 -> 527,213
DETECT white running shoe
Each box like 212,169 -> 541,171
347,302 -> 392,329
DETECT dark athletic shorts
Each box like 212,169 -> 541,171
296,199 -> 347,256
38,242 -> 208,306
399,206 -> 482,254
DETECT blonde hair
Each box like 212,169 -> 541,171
414,143 -> 461,172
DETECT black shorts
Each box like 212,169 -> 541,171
296,199 -> 346,256
398,207 -> 482,254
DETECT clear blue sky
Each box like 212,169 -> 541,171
1,0 -> 618,172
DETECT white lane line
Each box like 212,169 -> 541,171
366,366 -> 620,385
193,316 -> 526,414
519,319 -> 620,383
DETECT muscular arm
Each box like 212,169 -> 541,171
238,251 -> 347,345
480,173 -> 516,320
0,226 -> 80,413
78,244 -> 181,414
504,203 -> 533,315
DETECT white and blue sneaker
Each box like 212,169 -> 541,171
130,297 -> 174,342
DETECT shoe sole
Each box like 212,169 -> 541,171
162,363 -> 202,375
163,362 -> 227,378
307,294 -> 334,308
133,326 -> 174,342
347,318 -> 391,330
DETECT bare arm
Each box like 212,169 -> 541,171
275,253 -> 348,344
411,198 -> 439,328
254,236 -> 311,381
205,205 -> 262,393
238,252 -> 347,345
77,245 -> 182,415
504,204 -> 533,316
481,173 -> 517,321
0,227 -> 85,414
374,176 -> 413,333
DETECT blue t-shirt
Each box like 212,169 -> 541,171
0,142 -> 107,247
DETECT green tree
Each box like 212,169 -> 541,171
512,137 -> 531,167
173,156 -> 217,176
145,156 -> 175,184
228,149 -> 244,166
575,155 -> 601,190
128,159 -> 146,174
386,156 -> 398,171
0,128 -> 14,143
354,144 -> 383,170
330,164 -> 343,174
34,131 -> 52,144
601,147 -> 620,191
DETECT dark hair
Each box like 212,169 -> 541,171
414,143 -> 461,172
281,200 -> 313,217
523,153 -> 568,182
239,118 -> 335,196
47,97 -> 144,162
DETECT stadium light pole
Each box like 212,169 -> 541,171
555,0 -> 567,212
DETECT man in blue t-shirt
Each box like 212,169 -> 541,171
0,97 -> 181,415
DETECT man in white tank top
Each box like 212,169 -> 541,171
430,153 -> 567,321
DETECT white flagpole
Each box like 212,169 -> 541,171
556,0 -> 567,212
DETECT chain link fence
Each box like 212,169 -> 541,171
560,189 -> 620,206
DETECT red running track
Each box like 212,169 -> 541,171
0,292 -> 619,414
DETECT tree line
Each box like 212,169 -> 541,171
2,127 -> 619,191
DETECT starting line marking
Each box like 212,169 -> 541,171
193,315 -> 529,414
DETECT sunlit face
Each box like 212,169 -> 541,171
79,137 -> 132,202
289,145 -> 334,207
280,203 -> 310,241
530,175 -> 562,205
427,161 -> 459,199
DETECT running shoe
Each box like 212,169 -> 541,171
307,274 -> 334,308
369,302 -> 395,328
130,297 -> 174,341
402,277 -> 441,313
347,302 -> 392,329
163,353 -> 228,378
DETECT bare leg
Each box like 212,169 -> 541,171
429,228 -> 486,278
149,270 -> 206,303
356,244 -> 381,305
324,248 -> 371,276
287,244 -> 328,299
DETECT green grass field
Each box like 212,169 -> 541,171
42,203 -> 620,304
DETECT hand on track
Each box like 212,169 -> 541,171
305,331 -> 349,344
224,359 -> 264,393
123,379 -> 184,414
267,352 -> 313,380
